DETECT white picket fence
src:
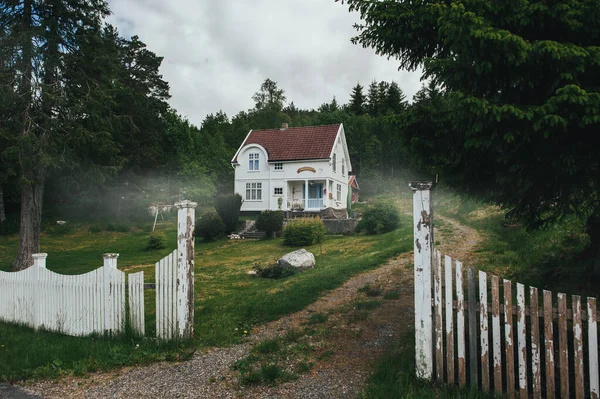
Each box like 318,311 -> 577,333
128,270 -> 145,336
156,250 -> 178,340
0,253 -> 126,336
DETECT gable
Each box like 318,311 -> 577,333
231,124 -> 341,163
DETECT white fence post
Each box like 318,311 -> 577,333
409,181 -> 435,380
32,253 -> 47,330
102,253 -> 119,334
175,200 -> 197,339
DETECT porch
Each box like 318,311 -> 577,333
287,180 -> 330,211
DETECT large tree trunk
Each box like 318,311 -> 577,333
12,172 -> 45,271
0,183 -> 6,232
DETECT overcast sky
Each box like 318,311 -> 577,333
107,0 -> 423,127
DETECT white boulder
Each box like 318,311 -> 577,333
278,249 -> 315,271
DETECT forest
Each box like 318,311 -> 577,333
2,0 -> 599,276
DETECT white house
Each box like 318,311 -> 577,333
231,123 -> 352,213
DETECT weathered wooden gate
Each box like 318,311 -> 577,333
411,182 -> 600,398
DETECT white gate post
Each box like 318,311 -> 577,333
175,200 -> 197,339
32,253 -> 47,329
102,253 -> 119,334
409,181 -> 435,380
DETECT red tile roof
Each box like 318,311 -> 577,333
232,124 -> 341,163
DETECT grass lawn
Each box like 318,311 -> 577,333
433,188 -> 595,297
0,212 -> 413,382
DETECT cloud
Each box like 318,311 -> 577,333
107,0 -> 423,127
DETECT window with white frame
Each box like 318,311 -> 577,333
336,184 -> 342,201
248,153 -> 259,171
274,187 -> 283,195
245,182 -> 262,201
274,163 -> 283,170
342,159 -> 345,176
333,153 -> 337,172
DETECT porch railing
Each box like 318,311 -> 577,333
306,199 -> 323,209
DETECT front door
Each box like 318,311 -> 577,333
306,183 -> 323,209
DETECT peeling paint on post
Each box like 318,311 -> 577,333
409,181 -> 434,380
176,200 -> 197,339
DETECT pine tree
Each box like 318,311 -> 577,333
348,83 -> 366,115
366,80 -> 380,116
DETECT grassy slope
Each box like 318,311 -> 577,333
0,214 -> 413,381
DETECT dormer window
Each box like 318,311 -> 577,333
333,153 -> 337,172
249,153 -> 259,171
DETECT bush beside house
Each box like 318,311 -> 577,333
215,194 -> 243,233
283,218 -> 327,246
195,210 -> 225,241
255,210 -> 284,237
356,202 -> 400,235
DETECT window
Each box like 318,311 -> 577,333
274,187 -> 283,195
274,163 -> 283,170
245,182 -> 262,201
333,153 -> 337,172
249,153 -> 259,171
342,159 -> 345,176
336,184 -> 342,201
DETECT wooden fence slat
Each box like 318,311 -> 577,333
491,276 -> 502,394
456,261 -> 466,386
479,271 -> 489,392
573,295 -> 584,399
530,287 -> 541,399
445,255 -> 455,384
517,283 -> 528,398
558,293 -> 569,399
434,250 -> 443,382
504,279 -> 515,397
589,298 -> 599,399
468,267 -> 478,387
544,290 -> 555,399
155,260 -> 161,339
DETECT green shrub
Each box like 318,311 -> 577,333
253,261 -> 296,279
195,210 -> 225,241
146,232 -> 166,250
105,222 -> 130,232
356,202 -> 400,235
54,223 -> 74,235
215,194 -> 243,233
88,224 -> 103,233
283,218 -> 327,246
255,210 -> 284,237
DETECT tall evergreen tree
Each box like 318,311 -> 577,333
348,83 -> 366,115
366,80 -> 380,116
1,0 -> 116,270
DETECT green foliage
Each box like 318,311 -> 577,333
283,218 -> 327,246
146,232 -> 166,250
194,210 -> 225,241
357,202 -> 400,235
344,0 -> 600,233
53,224 -> 74,235
255,210 -> 284,237
88,224 -> 102,233
252,261 -> 296,279
105,222 -> 130,233
215,194 -> 243,233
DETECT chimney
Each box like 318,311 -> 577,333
280,122 -> 289,130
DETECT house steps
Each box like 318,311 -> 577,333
238,220 -> 266,239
